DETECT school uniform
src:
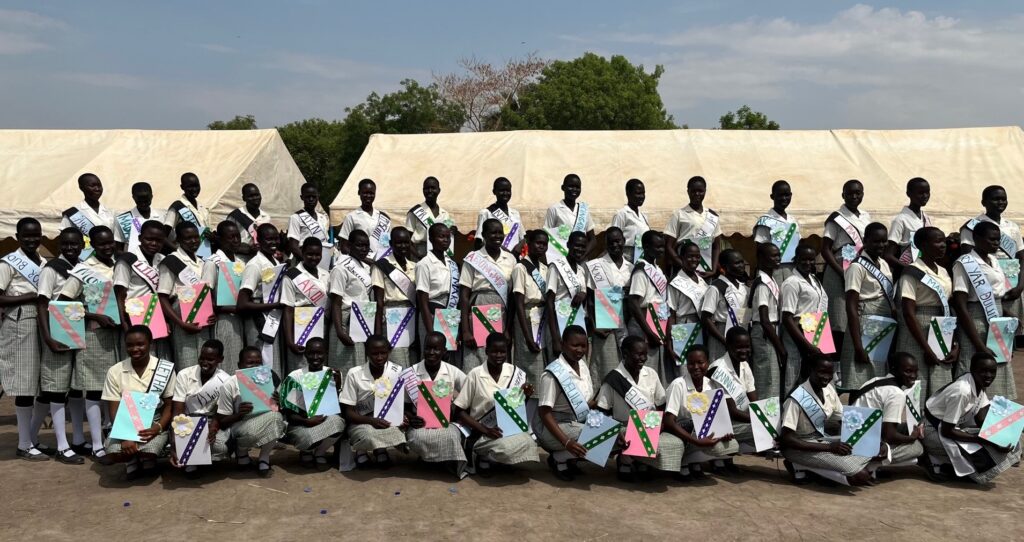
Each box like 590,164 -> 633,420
171,365 -> 231,460
157,248 -> 207,371
543,199 -> 595,259
709,355 -> 757,449
227,206 -> 271,253
666,270 -> 707,382
201,250 -> 245,372
748,271 -> 782,398
339,208 -> 391,260
101,356 -> 177,455
280,265 -> 330,373
545,258 -> 588,336
840,256 -> 895,389
610,205 -> 650,262
459,248 -> 516,370
372,255 -> 417,367
888,206 -> 931,264
114,206 -> 166,254
0,249 -> 43,397
216,371 -> 287,451
38,256 -> 76,394
510,258 -> 550,384
700,277 -> 750,361
626,260 -> 671,385
585,254 -> 633,384
340,362 -> 406,452
414,251 -> 461,359
327,255 -> 373,374
665,205 -> 720,272
405,202 -> 454,257
475,205 -> 525,252
61,256 -> 121,392
596,363 -> 679,470
404,361 -> 468,471
536,356 -> 594,457
239,251 -> 286,373
113,250 -> 172,360
287,208 -> 334,269
780,272 -> 828,393
163,197 -> 212,255
779,379 -> 870,476
280,367 -> 346,450
665,375 -> 740,466
952,251 -> 1017,399
823,205 -> 871,332
960,214 -> 1024,331
923,373 -> 1021,484
60,200 -> 116,258
753,208 -> 800,282
452,363 -> 539,466
895,259 -> 955,399
852,375 -> 924,465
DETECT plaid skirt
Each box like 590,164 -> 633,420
895,305 -> 954,400
287,415 -> 346,451
40,345 -> 74,393
957,302 -> 1016,400
72,327 -> 120,392
782,433 -> 871,476
384,300 -> 416,368
514,303 -> 548,386
232,410 -> 287,450
887,441 -> 924,464
537,420 -> 582,453
782,333 -> 804,397
706,321 -> 728,363
589,329 -> 624,386
923,425 -> 1021,484
626,319 -> 671,387
462,292 -> 505,372
211,313 -> 244,374
407,425 -> 467,463
474,432 -> 539,465
680,418 -> 740,464
840,296 -> 892,390
170,300 -> 207,371
750,323 -> 782,400
329,306 -> 365,375
823,266 -> 847,331
0,305 -> 40,396
630,430 -> 686,472
347,424 -> 406,452
245,315 -> 282,375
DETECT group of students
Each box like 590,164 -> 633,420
0,171 -> 1020,486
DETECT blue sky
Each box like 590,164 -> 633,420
2,1 -> 1022,130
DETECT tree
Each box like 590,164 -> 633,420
276,118 -> 346,206
718,106 -> 779,130
207,115 -> 257,130
497,53 -> 676,130
435,53 -> 549,131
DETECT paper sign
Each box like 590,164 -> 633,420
48,301 -> 86,349
555,298 -> 586,333
904,381 -> 923,434
645,302 -> 670,343
299,370 -> 341,417
841,405 -> 883,458
110,391 -> 159,442
494,388 -> 529,437
416,380 -> 453,429
236,366 -> 278,415
986,317 -> 1018,364
126,294 -> 168,339
84,280 -> 120,325
373,375 -> 406,427
294,306 -> 326,347
177,282 -> 214,328
998,258 -> 1020,289
594,287 -> 624,330
979,396 -> 1024,448
579,410 -> 623,466
689,388 -> 733,440
799,311 -> 835,354
671,322 -> 703,358
624,409 -> 662,458
433,308 -> 461,351
172,415 -> 212,466
215,261 -> 244,306
349,301 -> 376,343
471,304 -> 503,345
861,315 -> 897,370
385,306 -> 414,348
749,397 -> 781,452
927,316 -> 957,359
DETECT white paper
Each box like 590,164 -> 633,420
173,416 -> 212,466
749,397 -> 781,452
374,382 -> 406,427
690,389 -> 734,440
293,306 -> 325,347
386,307 -> 413,348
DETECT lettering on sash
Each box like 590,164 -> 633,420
291,271 -> 328,308
572,201 -> 590,233
184,371 -> 229,414
488,206 -> 520,250
122,253 -> 160,292
146,359 -> 175,396
605,370 -> 656,412
670,273 -> 706,311
64,207 -> 96,238
791,385 -> 827,436
959,254 -> 1001,322
464,250 -> 509,306
298,209 -> 329,242
523,260 -> 547,294
906,266 -> 950,316
710,359 -> 749,410
545,359 -> 590,423
640,261 -> 668,299
445,256 -> 461,309
586,260 -> 612,291
855,256 -> 895,305
377,258 -> 417,305
756,214 -> 799,262
166,255 -> 202,286
1,250 -> 42,288
369,211 -> 393,259
552,259 -> 583,299
829,212 -> 864,256
339,256 -> 372,290
116,211 -> 137,246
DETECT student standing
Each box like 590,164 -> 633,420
372,227 -> 418,367
460,219 -> 516,371
748,243 -> 784,398
282,238 -> 331,373
328,229 -> 374,374
405,176 -> 457,259
753,180 -> 800,283
610,178 -> 650,263
664,176 -> 720,277
625,231 -> 671,385
665,242 -> 708,373
414,223 -> 460,361
841,223 -> 896,389
158,222 -> 213,370
544,173 -> 597,257
202,221 -> 246,372
586,226 -> 633,384
226,183 -> 271,258
163,172 -> 212,257
475,177 -> 525,255
60,173 -> 116,259
511,230 -> 550,387
113,220 -> 172,360
884,177 -> 932,273
339,178 -> 391,259
821,180 -> 871,360
237,223 -> 288,373
959,185 -> 1024,326
287,183 -> 333,268
545,231 -> 590,357
780,244 -> 829,393
700,249 -> 750,362
114,181 -> 165,254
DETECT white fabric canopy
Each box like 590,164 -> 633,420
0,129 -> 307,238
330,127 -> 1024,236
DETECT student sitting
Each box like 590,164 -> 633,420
340,335 -> 409,469
217,347 -> 287,477
170,339 -> 231,476
279,337 -> 345,471
405,332 -> 469,478
537,325 -> 596,481
849,352 -> 925,477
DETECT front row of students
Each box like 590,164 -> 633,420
97,322 -> 1020,487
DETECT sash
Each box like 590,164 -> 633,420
640,261 -> 668,299
756,214 -> 799,262
552,258 -> 583,299
749,401 -> 779,439
686,210 -> 719,270
899,211 -> 930,264
69,262 -> 107,287
604,370 -> 657,412
1,251 -> 42,288
442,256 -> 460,309
45,258 -> 74,282
790,385 -> 827,435
298,209 -> 329,242
184,371 -> 229,414
375,258 -> 417,305
171,200 -> 205,230
410,204 -> 434,230
370,211 -> 393,259
63,206 -> 97,237
544,360 -> 591,423
669,273 -> 705,311
116,210 -> 138,246
847,377 -> 899,406
747,271 -> 779,310
488,205 -> 520,250
714,279 -> 742,328
586,260 -> 612,291
958,254 -> 1001,322
844,409 -> 883,446
287,268 -> 328,308
710,360 -> 749,410
965,218 -> 1019,257
257,264 -> 287,343
227,208 -> 258,242
162,254 -> 201,287
827,212 -> 863,265
146,359 -> 175,396
854,256 -> 895,305
572,202 -> 590,233
477,366 -> 527,427
522,259 -> 547,293
464,250 -> 509,306
120,253 -> 160,292
306,371 -> 335,416
177,416 -> 208,465
904,265 -> 950,316
339,256 -> 372,290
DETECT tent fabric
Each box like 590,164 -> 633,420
0,129 -> 307,238
330,127 -> 1024,237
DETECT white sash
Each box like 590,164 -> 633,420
382,260 -> 416,304
293,272 -> 328,309
184,370 -> 229,414
696,210 -> 718,240
755,214 -> 799,262
339,256 -> 372,290
958,254 -> 1001,322
917,269 -> 951,316
66,207 -> 97,237
173,258 -> 202,286
609,370 -> 657,411
69,264 -> 107,287
552,259 -> 583,299
116,210 -> 137,247
586,260 -> 611,291
444,256 -> 461,309
710,359 -> 749,410
641,261 -> 668,299
464,250 -> 509,306
791,385 -> 826,435
966,218 -> 1019,257
758,271 -> 780,301
721,279 -> 743,328
855,256 -> 895,305
1,251 -> 41,288
489,207 -> 520,250
830,213 -> 863,254
370,212 -> 393,259
299,210 -> 329,242
131,258 -> 160,292
669,273 -> 706,311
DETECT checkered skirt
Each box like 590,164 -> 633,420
0,305 -> 40,396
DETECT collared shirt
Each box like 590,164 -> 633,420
888,206 -> 930,247
240,251 -> 282,301
453,363 -> 519,420
543,199 -> 596,233
897,259 -> 953,308
113,206 -> 165,248
626,262 -> 666,307
340,361 -> 403,416
753,208 -> 799,244
61,200 -> 116,236
709,355 -> 757,410
458,248 -> 516,296
0,249 -> 44,296
701,277 -> 750,324
960,213 -> 1024,255
666,205 -> 720,245
780,380 -> 842,434
780,272 -> 827,316
511,260 -> 548,305
853,374 -> 907,424
371,255 -> 416,303
287,209 -> 331,243
475,206 -> 525,247
412,360 -> 467,397
230,206 -> 272,246
823,205 -> 871,253
113,251 -> 165,298
952,250 -> 1008,301
538,356 -> 594,421
750,272 -> 780,323
172,365 -> 229,416
665,375 -> 723,422
339,208 -> 388,242
157,248 -> 204,297
328,255 -> 373,309
925,373 -> 989,426
845,256 -> 893,301
37,255 -> 75,298
281,265 -> 330,307
415,252 -> 457,307
596,363 -> 665,422
101,355 -> 177,404
163,197 -> 211,242
60,255 -> 116,299
610,205 -> 650,256
585,254 -> 633,290
545,260 -> 588,300
667,271 -> 707,319
201,250 -> 243,300
405,202 -> 454,246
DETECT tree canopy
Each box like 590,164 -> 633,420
207,115 -> 257,130
718,105 -> 780,130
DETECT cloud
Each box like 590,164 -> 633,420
55,72 -> 150,90
198,43 -> 237,54
0,31 -> 48,54
0,9 -> 68,30
0,10 -> 66,55
262,51 -> 421,82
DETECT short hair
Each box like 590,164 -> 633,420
685,344 -> 709,360
257,223 -> 278,239
78,173 -> 99,187
795,242 -> 817,257
974,220 -> 1000,239
567,230 -> 587,246
604,226 -> 624,239
679,239 -> 700,254
391,226 -> 411,241
481,218 -> 503,234
561,324 -> 587,343
687,176 -> 706,189
365,334 -> 390,350
357,178 -> 376,190
141,219 -> 166,235
175,221 -> 199,239
242,182 -> 259,194
493,177 -> 511,188
216,220 -> 239,237
527,229 -> 549,243
725,326 -> 750,344
423,176 -> 439,186
806,354 -> 832,370
181,172 -> 199,184
621,335 -> 646,353
864,222 -> 887,239
305,336 -> 326,350
131,181 -> 152,194
301,236 -> 323,250
238,346 -> 261,363
563,173 -> 581,184
719,248 -> 743,265
16,217 -> 40,234
906,177 -> 929,191
59,227 -> 84,241
428,222 -> 449,238
125,324 -> 153,342
756,240 -> 779,260
424,330 -> 446,343
625,178 -> 644,193
970,351 -> 997,370
982,185 -> 1005,200
88,225 -> 113,239
485,332 -> 508,350
201,339 -> 224,357
842,179 -> 862,192
301,182 -> 318,193
641,229 -> 661,248
913,226 -> 943,249
771,179 -> 790,193
888,351 -> 918,373
349,228 -> 369,242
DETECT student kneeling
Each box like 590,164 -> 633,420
537,325 -> 596,481
217,347 -> 288,477
341,335 -> 409,469
279,338 -> 345,470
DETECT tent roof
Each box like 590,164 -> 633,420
329,127 -> 1024,236
0,129 -> 307,238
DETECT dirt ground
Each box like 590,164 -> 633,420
1,360 -> 1021,542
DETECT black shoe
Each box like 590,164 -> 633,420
16,447 -> 50,462
33,443 -> 56,456
55,448 -> 85,465
476,458 -> 494,478
617,469 -> 637,483
257,460 -> 272,478
673,471 -> 694,483
70,442 -> 93,456
547,456 -> 574,481
566,460 -> 584,476
691,468 -> 707,480
184,467 -> 202,480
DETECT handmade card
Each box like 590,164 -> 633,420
555,298 -> 586,333
579,410 -> 623,466
385,306 -> 414,348
294,306 -> 326,347
126,294 -> 168,339
860,315 -> 897,369
177,282 -> 214,328
171,414 -> 212,466
236,366 -> 278,414
494,388 -> 529,437
671,322 -> 702,359
645,302 -> 670,343
624,409 -> 662,458
799,311 -> 835,354
594,287 -> 624,330
904,381 -> 923,434
349,301 -> 376,343
927,316 -> 957,359
841,405 -> 883,458
998,258 -> 1020,289
986,317 -> 1018,364
47,301 -> 86,349
83,280 -> 120,325
979,396 -> 1024,448
215,260 -> 244,307
299,370 -> 341,417
471,304 -> 503,345
749,397 -> 782,452
688,388 -> 733,440
110,391 -> 159,442
433,308 -> 461,351
373,373 -> 406,427
416,380 -> 453,429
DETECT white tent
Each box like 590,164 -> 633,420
0,129 -> 307,238
330,127 -> 1024,236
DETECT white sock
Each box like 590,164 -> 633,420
68,397 -> 86,446
553,450 -> 572,463
49,402 -> 70,450
85,400 -> 104,451
30,400 -> 49,443
258,443 -> 274,463
314,437 -> 338,457
15,405 -> 34,450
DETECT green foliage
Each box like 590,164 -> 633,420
718,105 -> 780,130
497,53 -> 675,130
276,118 -> 346,206
207,115 -> 257,130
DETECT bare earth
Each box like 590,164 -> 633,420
1,360 -> 1021,542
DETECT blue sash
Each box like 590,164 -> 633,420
172,200 -> 211,258
572,202 -> 590,233
116,211 -> 136,244
791,385 -> 826,435
854,256 -> 894,305
755,215 -> 799,263
2,251 -> 42,288
966,218 -> 1018,257
544,359 -> 590,423
445,256 -> 461,309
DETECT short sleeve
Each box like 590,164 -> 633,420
240,261 -> 261,292
664,380 -> 685,416
780,281 -> 800,314
0,263 -> 13,292
163,207 -> 178,227
160,371 -> 177,400
699,285 -> 721,315
101,366 -> 122,402
780,397 -> 802,431
458,262 -> 475,289
823,220 -> 839,242
216,379 -> 237,416
287,214 -> 303,241
414,260 -> 432,294
752,283 -> 771,310
113,261 -> 131,288
339,369 -> 360,406
897,275 -> 917,301
452,374 -> 474,411
538,371 -> 560,408
338,215 -> 355,240
280,278 -> 299,306
371,265 -> 386,290
60,277 -> 84,299
474,210 -> 488,237
543,206 -> 558,229
888,216 -> 905,244
665,211 -> 681,240
881,391 -> 904,424
652,379 -> 667,406
951,261 -> 970,294
545,265 -> 562,295
172,373 -> 189,403
201,260 -> 218,285
753,225 -> 770,243
595,383 -> 615,411
157,265 -> 176,295
510,265 -> 528,295
844,264 -> 866,294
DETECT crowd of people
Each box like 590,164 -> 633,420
0,170 -> 1020,487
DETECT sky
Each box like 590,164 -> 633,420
2,1 -> 1023,131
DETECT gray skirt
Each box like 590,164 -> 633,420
106,431 -> 169,456
782,432 -> 871,476
514,303 -> 548,386
170,300 -> 208,372
462,291 -> 506,372
0,305 -> 40,397
589,329 -> 624,387
750,322 -> 782,400
348,424 -> 407,452
840,296 -> 893,390
706,321 -> 728,362
823,266 -> 848,332
73,327 -> 120,392
40,345 -> 74,394
782,333 -> 804,396
384,300 -> 416,368
895,305 -> 954,400
211,312 -> 245,374
407,425 -> 467,464
537,420 -> 582,453
627,318 -> 670,387
474,432 -> 539,465
887,441 -> 924,465
287,415 -> 346,451
329,306 -> 365,375
957,302 -> 1016,400
923,425 -> 1021,484
680,418 -> 740,464
232,410 -> 287,450
630,429 -> 686,472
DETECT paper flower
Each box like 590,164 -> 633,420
671,325 -> 687,340
799,313 -> 819,331
771,227 -> 786,243
843,410 -> 866,433
252,366 -> 272,385
84,284 -> 104,305
361,304 -> 377,319
696,236 -> 712,251
125,297 -> 146,317
172,414 -> 194,437
556,225 -> 571,240
295,309 -> 312,325
386,309 -> 403,325
655,303 -> 670,320
841,244 -> 859,262
433,379 -> 452,398
378,232 -> 391,248
764,398 -> 780,418
177,285 -> 197,304
373,377 -> 392,398
861,319 -> 886,337
137,393 -> 159,411
990,396 -> 1011,418
939,318 -> 958,334
556,301 -> 573,317
643,411 -> 663,428
606,286 -> 624,303
300,372 -> 323,391
685,392 -> 709,415
443,311 -> 461,328
64,304 -> 85,321
586,410 -> 605,428
505,388 -> 525,408
485,306 -> 501,321
443,218 -> 455,228
261,268 -> 276,283
1002,260 -> 1021,276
